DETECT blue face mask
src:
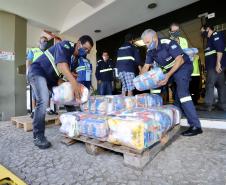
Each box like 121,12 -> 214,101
78,47 -> 87,57
148,40 -> 156,50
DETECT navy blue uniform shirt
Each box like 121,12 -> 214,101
204,31 -> 226,70
29,40 -> 75,88
116,42 -> 141,73
145,38 -> 191,70
95,59 -> 115,81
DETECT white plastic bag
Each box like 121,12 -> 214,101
59,112 -> 80,137
53,82 -> 89,105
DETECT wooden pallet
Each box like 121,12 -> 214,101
61,125 -> 181,169
11,114 -> 60,132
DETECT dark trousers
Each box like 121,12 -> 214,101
189,76 -> 201,105
205,69 -> 226,109
28,74 -> 49,138
99,81 -> 112,95
173,64 -> 201,128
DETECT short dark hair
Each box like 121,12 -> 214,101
169,22 -> 180,31
202,22 -> 214,31
78,35 -> 94,47
102,51 -> 109,55
125,33 -> 133,42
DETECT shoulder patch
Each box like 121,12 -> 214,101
160,39 -> 171,44
171,44 -> 177,49
64,44 -> 70,49
69,41 -> 74,47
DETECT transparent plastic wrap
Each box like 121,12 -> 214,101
106,95 -> 125,114
135,93 -> 163,108
147,94 -> 163,107
94,96 -> 108,114
135,93 -> 149,108
133,67 -> 165,91
82,95 -> 125,115
124,96 -> 136,110
107,116 -> 162,150
59,111 -> 102,137
78,117 -> 109,141
118,108 -> 172,132
53,82 -> 89,105
161,105 -> 182,125
59,112 -> 80,137
183,48 -> 198,61
148,107 -> 174,126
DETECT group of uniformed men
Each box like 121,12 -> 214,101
27,22 -> 226,149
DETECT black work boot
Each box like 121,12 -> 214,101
34,135 -> 51,149
181,126 -> 203,136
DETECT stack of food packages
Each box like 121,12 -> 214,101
59,111 -> 109,141
60,93 -> 181,150
81,93 -> 163,114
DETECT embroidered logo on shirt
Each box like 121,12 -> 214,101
214,37 -> 219,41
64,44 -> 70,49
171,45 -> 177,49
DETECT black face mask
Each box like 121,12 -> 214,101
169,30 -> 180,38
201,30 -> 208,38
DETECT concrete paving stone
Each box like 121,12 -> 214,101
1,121 -> 226,185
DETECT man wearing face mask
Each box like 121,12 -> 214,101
96,51 -> 114,95
141,29 -> 202,136
199,23 -> 226,111
26,36 -> 56,118
28,35 -> 93,149
169,22 -> 188,49
168,23 -> 189,107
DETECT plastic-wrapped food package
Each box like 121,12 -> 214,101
108,116 -> 162,150
135,93 -> 163,108
148,107 -> 174,126
74,111 -> 97,120
142,110 -> 171,132
106,95 -> 125,114
87,96 -> 96,113
135,93 -> 149,108
161,105 -> 181,125
124,96 -> 136,110
59,112 -> 80,137
53,82 -> 89,105
147,94 -> 163,107
118,108 -> 171,132
133,67 -> 165,91
78,117 -> 109,141
183,48 -> 198,61
94,96 -> 108,114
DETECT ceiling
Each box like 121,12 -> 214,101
0,0 -> 199,41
